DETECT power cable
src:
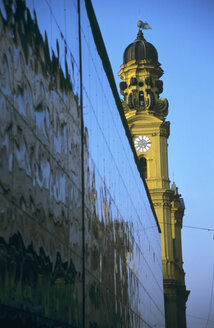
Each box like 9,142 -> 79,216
183,225 -> 214,232
138,222 -> 214,232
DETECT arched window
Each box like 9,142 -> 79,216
139,92 -> 144,106
139,157 -> 147,178
128,93 -> 134,109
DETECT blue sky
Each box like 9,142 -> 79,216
91,0 -> 214,327
2,0 -> 212,325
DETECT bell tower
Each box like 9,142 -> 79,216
119,21 -> 189,328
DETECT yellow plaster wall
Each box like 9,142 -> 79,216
119,55 -> 189,328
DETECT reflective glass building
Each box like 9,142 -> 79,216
0,0 -> 165,327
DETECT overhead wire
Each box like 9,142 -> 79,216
137,222 -> 214,232
183,225 -> 214,232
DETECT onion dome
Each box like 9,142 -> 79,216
123,26 -> 158,64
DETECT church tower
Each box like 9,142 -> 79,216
119,21 -> 189,328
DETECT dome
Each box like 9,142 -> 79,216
123,29 -> 158,64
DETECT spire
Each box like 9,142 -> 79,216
135,29 -> 145,41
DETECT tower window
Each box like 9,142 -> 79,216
130,77 -> 137,86
128,94 -> 134,109
139,157 -> 147,178
139,92 -> 144,106
120,81 -> 127,90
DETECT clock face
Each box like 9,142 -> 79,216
134,136 -> 151,153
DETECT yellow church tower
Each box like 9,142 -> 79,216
119,21 -> 189,328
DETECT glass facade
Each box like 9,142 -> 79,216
0,0 -> 165,327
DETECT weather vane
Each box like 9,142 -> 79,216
137,20 -> 152,30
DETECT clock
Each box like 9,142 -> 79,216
134,135 -> 151,153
